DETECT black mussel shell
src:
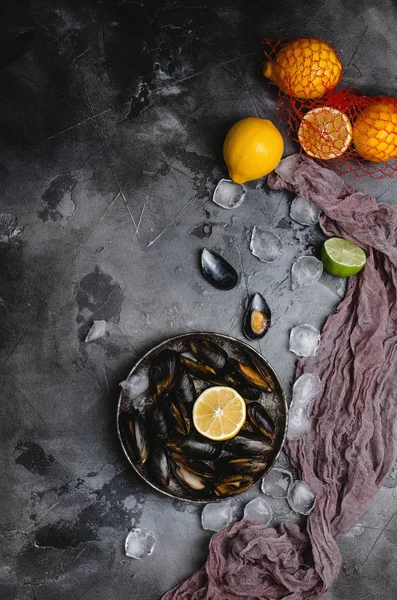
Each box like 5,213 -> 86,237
237,386 -> 262,401
119,410 -> 150,464
215,456 -> 267,476
148,404 -> 169,441
236,361 -> 273,392
250,357 -> 275,393
214,474 -> 253,497
167,434 -> 223,460
149,349 -> 179,400
201,248 -> 238,290
174,372 -> 196,406
147,446 -> 169,487
163,395 -> 190,436
189,339 -> 228,371
179,355 -> 224,385
247,403 -> 276,442
174,466 -> 209,492
224,432 -> 273,457
243,293 -> 271,340
169,453 -> 216,479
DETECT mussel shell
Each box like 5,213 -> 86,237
214,474 -> 253,497
167,434 -> 223,460
148,404 -> 169,441
119,410 -> 150,464
179,355 -> 224,385
243,293 -> 271,340
215,456 -> 267,476
147,446 -> 169,487
163,395 -> 190,436
174,372 -> 196,405
251,357 -> 275,393
224,432 -> 273,457
169,453 -> 216,479
201,248 -> 238,290
236,362 -> 273,392
237,386 -> 262,401
174,466 -> 208,491
247,403 -> 275,442
189,339 -> 228,371
149,349 -> 179,400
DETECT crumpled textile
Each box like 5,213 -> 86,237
163,155 -> 397,600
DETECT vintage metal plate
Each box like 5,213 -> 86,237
117,332 -> 288,503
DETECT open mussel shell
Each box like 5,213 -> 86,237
162,395 -> 190,436
189,339 -> 228,371
201,248 -> 238,290
169,453 -> 216,479
215,456 -> 267,477
149,349 -> 179,400
167,434 -> 223,460
224,432 -> 273,457
147,446 -> 169,487
174,466 -> 209,492
214,475 -> 253,497
179,354 -> 224,385
148,404 -> 169,442
235,361 -> 274,393
243,293 -> 271,340
174,372 -> 196,406
119,410 -> 150,464
247,403 -> 275,443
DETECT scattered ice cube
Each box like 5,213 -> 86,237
213,179 -> 246,209
120,372 -> 149,399
85,320 -> 106,343
261,468 -> 292,498
275,155 -> 299,185
265,495 -> 304,528
287,481 -> 316,515
250,227 -> 283,263
290,196 -> 320,226
125,528 -> 156,559
243,497 -> 272,525
287,410 -> 311,441
289,324 -> 321,357
292,374 -> 322,410
291,256 -> 323,290
201,502 -> 233,532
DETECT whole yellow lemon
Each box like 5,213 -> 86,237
223,117 -> 284,184
353,103 -> 397,162
264,38 -> 342,99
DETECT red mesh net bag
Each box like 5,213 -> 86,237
263,38 -> 397,179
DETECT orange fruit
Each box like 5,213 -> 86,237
192,386 -> 246,441
298,107 -> 352,160
264,38 -> 342,99
352,103 -> 397,162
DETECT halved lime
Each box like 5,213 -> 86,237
321,238 -> 366,277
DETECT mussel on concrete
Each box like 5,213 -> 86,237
189,339 -> 228,371
243,293 -> 271,340
247,403 -> 276,443
147,446 -> 169,487
168,434 -> 222,460
119,410 -> 150,464
148,404 -> 169,442
215,456 -> 267,476
224,432 -> 273,457
201,248 -> 238,290
179,355 -> 224,385
174,466 -> 208,492
149,349 -> 179,400
169,453 -> 216,479
214,474 -> 253,497
163,395 -> 190,436
174,372 -> 196,406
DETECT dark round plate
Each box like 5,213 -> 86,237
117,332 -> 288,503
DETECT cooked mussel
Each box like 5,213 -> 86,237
147,446 -> 169,487
169,453 -> 216,479
237,386 -> 262,401
174,372 -> 196,406
149,349 -> 179,400
215,456 -> 267,476
224,432 -> 273,457
163,395 -> 190,436
148,404 -> 169,441
236,362 -> 273,393
174,466 -> 208,491
168,434 -> 222,460
189,339 -> 228,371
247,403 -> 275,443
119,410 -> 150,464
214,474 -> 253,497
201,248 -> 238,290
243,293 -> 271,340
179,355 -> 224,385
250,357 -> 275,393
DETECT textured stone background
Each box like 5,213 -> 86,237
1,1 -> 397,598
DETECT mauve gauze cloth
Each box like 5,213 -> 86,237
163,155 -> 397,600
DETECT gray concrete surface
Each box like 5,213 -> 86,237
1,1 -> 397,598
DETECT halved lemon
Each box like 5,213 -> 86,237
192,386 -> 246,441
298,107 -> 353,160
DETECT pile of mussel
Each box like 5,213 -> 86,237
119,337 -> 280,500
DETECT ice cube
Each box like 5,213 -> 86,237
201,502 -> 233,532
287,409 -> 311,441
275,155 -> 300,185
287,481 -> 316,515
292,374 -> 322,410
243,497 -> 272,525
85,320 -> 107,343
212,179 -> 246,209
291,256 -> 323,290
120,372 -> 149,399
250,227 -> 283,263
290,196 -> 320,226
289,324 -> 321,357
125,528 -> 156,559
264,495 -> 304,528
261,468 -> 292,498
